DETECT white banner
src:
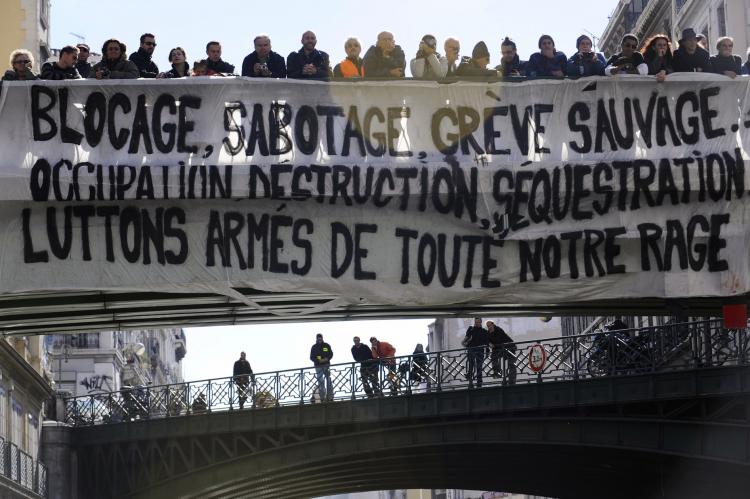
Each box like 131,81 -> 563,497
1,76 -> 749,307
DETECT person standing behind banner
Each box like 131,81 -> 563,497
310,333 -> 334,401
351,336 -> 380,397
91,39 -> 139,79
241,35 -> 287,78
129,32 -> 159,78
3,49 -> 38,80
641,34 -> 674,82
672,28 -> 711,73
462,318 -> 488,387
604,34 -> 648,76
333,37 -> 365,79
233,351 -> 254,409
370,337 -> 398,395
75,43 -> 92,78
710,37 -> 742,78
161,47 -> 190,78
410,34 -> 447,80
565,34 -> 605,77
526,34 -> 566,78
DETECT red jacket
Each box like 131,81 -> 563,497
372,341 -> 396,364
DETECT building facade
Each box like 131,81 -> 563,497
47,328 -> 187,398
0,0 -> 51,69
599,0 -> 749,58
1,337 -> 53,497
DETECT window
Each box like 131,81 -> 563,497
717,2 -> 727,37
27,413 -> 39,459
0,386 -> 6,439
701,24 -> 709,48
11,398 -> 25,450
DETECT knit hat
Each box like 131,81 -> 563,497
472,41 -> 490,60
680,28 -> 697,42
576,35 -> 592,49
421,34 -> 437,49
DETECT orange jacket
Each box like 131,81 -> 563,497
372,341 -> 396,363
336,58 -> 364,78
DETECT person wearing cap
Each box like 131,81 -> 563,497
129,33 -> 159,78
363,31 -> 405,78
456,41 -> 498,78
462,318 -> 489,388
310,333 -> 334,401
710,36 -> 742,78
673,28 -> 711,73
604,33 -> 648,76
333,37 -> 365,79
566,34 -> 605,77
75,43 -> 92,78
444,37 -> 460,77
526,34 -> 567,78
370,336 -> 398,395
410,34 -> 447,80
495,37 -> 526,78
351,336 -> 380,397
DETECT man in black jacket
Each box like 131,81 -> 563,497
363,31 -> 405,78
673,28 -> 711,73
40,45 -> 81,80
287,31 -> 330,81
351,336 -> 380,397
75,44 -> 92,78
233,351 -> 254,409
310,333 -> 334,401
242,35 -> 287,78
129,33 -> 159,78
463,318 -> 489,387
487,321 -> 516,384
202,41 -> 235,74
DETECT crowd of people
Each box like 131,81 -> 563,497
4,28 -> 750,82
227,318 -> 515,408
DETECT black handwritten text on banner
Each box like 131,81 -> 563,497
0,75 -> 748,306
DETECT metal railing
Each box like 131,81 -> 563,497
63,319 -> 749,427
0,436 -> 48,497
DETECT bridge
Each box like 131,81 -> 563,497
56,319 -> 750,498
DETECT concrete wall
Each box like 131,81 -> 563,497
40,422 -> 74,499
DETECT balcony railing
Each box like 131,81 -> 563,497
63,319 -> 748,427
0,437 -> 47,498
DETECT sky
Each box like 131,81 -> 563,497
50,0 -> 619,74
47,0 -> 618,381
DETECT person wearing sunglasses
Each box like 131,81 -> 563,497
129,33 -> 159,78
605,33 -> 648,75
673,28 -> 711,73
3,49 -> 38,81
91,39 -> 139,79
40,45 -> 81,80
710,36 -> 742,78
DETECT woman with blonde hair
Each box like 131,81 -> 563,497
3,49 -> 37,81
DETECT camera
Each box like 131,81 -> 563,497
98,65 -> 110,78
260,62 -> 268,71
